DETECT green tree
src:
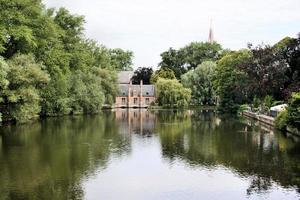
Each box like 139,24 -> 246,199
181,61 -> 216,105
181,42 -> 222,69
2,54 -> 50,122
0,0 -> 130,122
69,70 -> 104,114
214,50 -> 251,113
159,42 -> 222,79
109,48 -> 134,71
286,92 -> 300,130
0,0 -> 43,57
92,68 -> 118,105
274,35 -> 300,99
150,68 -> 176,84
0,57 -> 9,122
159,48 -> 186,79
155,78 -> 191,108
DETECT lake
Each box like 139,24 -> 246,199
0,109 -> 300,200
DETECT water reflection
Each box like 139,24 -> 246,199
0,109 -> 300,199
0,113 -> 130,200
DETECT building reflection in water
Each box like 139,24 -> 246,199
114,109 -> 155,136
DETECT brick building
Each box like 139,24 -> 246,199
115,71 -> 156,108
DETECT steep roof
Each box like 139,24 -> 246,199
117,71 -> 134,84
118,84 -> 155,97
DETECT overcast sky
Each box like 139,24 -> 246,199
43,0 -> 300,69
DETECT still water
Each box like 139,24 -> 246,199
1,109 -> 300,200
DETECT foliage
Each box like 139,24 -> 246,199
69,70 -> 104,114
92,68 -> 118,105
150,68 -> 176,84
2,54 -> 50,122
108,48 -> 134,71
0,57 -> 9,90
274,35 -> 300,99
286,92 -> 300,130
213,50 -> 251,113
159,42 -> 222,79
155,78 -> 191,108
131,67 -> 153,84
181,61 -> 216,105
159,48 -> 185,79
275,110 -> 288,131
181,42 -> 222,69
242,44 -> 289,100
0,0 -> 131,122
238,104 -> 250,113
252,96 -> 261,109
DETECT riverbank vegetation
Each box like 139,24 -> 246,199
146,34 -> 299,129
0,0 -> 132,123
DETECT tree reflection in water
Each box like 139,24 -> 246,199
0,109 -> 300,199
153,110 -> 300,196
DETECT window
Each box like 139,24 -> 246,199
134,98 -> 138,104
121,98 -> 126,104
146,98 -> 149,104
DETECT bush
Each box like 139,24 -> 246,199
275,110 -> 288,131
286,92 -> 300,130
155,78 -> 191,108
238,104 -> 250,113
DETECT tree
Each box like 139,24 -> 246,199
69,70 -> 104,114
159,48 -> 186,79
0,0 -> 44,58
92,68 -> 118,105
155,78 -> 191,108
150,68 -> 176,84
213,50 -> 251,113
274,34 -> 300,99
286,92 -> 300,130
181,61 -> 216,105
181,42 -> 222,69
159,42 -> 222,79
0,0 -> 131,122
0,56 -> 9,122
108,48 -> 134,71
242,44 -> 289,100
2,54 -> 50,122
131,67 -> 153,84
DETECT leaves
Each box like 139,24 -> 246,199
155,78 -> 191,108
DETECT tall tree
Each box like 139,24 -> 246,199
159,48 -> 186,79
131,67 -> 153,84
150,68 -> 176,84
2,54 -> 50,122
159,42 -> 222,79
155,78 -> 191,108
181,42 -> 222,69
274,34 -> 300,99
214,50 -> 251,113
242,44 -> 289,100
109,48 -> 134,71
181,61 -> 216,105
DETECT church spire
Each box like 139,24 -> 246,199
208,19 -> 214,43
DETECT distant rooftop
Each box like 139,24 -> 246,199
117,71 -> 134,84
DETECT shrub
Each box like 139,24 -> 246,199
275,110 -> 288,131
286,92 -> 300,130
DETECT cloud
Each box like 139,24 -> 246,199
43,0 -> 300,68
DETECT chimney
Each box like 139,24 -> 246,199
140,80 -> 143,106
